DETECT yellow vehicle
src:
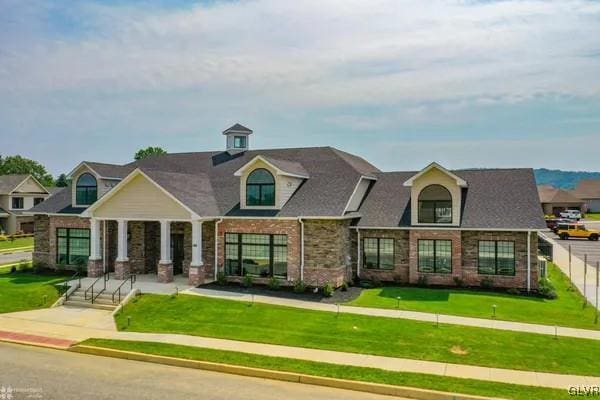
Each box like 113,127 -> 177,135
556,223 -> 599,241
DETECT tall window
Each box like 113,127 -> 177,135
418,184 -> 452,223
363,238 -> 394,270
234,136 -> 247,149
246,169 -> 275,206
418,239 -> 452,273
57,228 -> 90,265
225,233 -> 287,278
478,241 -> 515,275
11,197 -> 24,209
76,173 -> 97,206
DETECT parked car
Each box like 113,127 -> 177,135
545,218 -> 575,233
556,223 -> 599,241
559,209 -> 582,220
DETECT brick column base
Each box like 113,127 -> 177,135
115,260 -> 131,280
87,259 -> 104,278
158,262 -> 174,283
188,265 -> 206,286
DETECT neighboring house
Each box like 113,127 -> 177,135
29,124 -> 546,290
0,175 -> 51,234
572,180 -> 600,213
537,185 -> 585,216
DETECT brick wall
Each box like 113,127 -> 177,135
216,219 -> 301,283
461,231 -> 539,290
409,230 -> 462,285
33,215 -> 50,266
352,229 -> 410,283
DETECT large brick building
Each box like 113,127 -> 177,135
30,124 -> 546,290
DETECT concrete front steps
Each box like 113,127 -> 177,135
63,288 -> 123,311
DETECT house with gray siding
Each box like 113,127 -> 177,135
29,124 -> 546,291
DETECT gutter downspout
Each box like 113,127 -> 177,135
356,228 -> 361,278
527,230 -> 531,292
103,220 -> 106,274
298,218 -> 305,282
214,218 -> 223,281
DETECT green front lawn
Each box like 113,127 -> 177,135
0,237 -> 34,252
347,263 -> 599,330
116,293 -> 600,377
585,213 -> 600,221
0,271 -> 64,313
83,339 -> 566,400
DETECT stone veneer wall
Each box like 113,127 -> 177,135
352,229 -> 410,283
461,231 -> 539,290
216,219 -> 301,284
303,219 -> 352,287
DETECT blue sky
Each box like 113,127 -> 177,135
1,0 -> 600,175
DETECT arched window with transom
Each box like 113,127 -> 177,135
76,173 -> 97,206
246,169 -> 275,206
418,184 -> 452,223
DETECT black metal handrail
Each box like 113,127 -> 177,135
63,271 -> 81,301
85,271 -> 109,304
112,274 -> 136,304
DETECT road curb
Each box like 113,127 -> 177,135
69,345 -> 505,400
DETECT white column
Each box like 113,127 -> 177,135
191,220 -> 204,267
89,218 -> 102,260
116,219 -> 128,262
160,220 -> 172,264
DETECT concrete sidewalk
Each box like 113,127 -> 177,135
0,307 -> 598,390
184,287 -> 600,341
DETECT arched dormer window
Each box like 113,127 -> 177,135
246,169 -> 275,206
76,173 -> 97,206
418,184 -> 452,223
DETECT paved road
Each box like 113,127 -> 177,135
548,229 -> 600,269
0,250 -> 32,265
0,342 -> 402,400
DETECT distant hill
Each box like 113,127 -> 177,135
534,168 -> 600,189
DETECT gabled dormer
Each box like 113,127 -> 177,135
234,155 -> 309,210
403,162 -> 467,227
223,123 -> 253,155
67,162 -> 130,208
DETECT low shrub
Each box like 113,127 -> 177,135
241,273 -> 253,288
452,276 -> 464,287
506,287 -> 521,295
416,275 -> 428,287
371,276 -> 382,287
216,272 -> 227,286
322,282 -> 334,297
480,277 -> 494,290
267,276 -> 281,291
538,278 -> 558,299
293,280 -> 306,293
359,280 -> 373,289
340,282 -> 349,292
32,261 -> 46,274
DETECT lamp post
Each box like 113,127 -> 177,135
396,296 -> 402,309
492,304 -> 497,318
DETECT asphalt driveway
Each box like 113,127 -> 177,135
550,224 -> 600,268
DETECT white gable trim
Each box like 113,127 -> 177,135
403,162 -> 467,187
233,155 -> 309,179
10,175 -> 50,195
82,168 -> 200,219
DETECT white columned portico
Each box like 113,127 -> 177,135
191,220 -> 204,267
159,220 -> 171,264
116,219 -> 129,262
89,218 -> 102,260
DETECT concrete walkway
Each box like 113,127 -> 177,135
542,232 -> 600,308
0,307 -> 598,390
183,287 -> 600,341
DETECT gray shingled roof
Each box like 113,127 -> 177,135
223,123 -> 253,134
356,168 -> 546,230
84,162 -> 134,179
538,185 -> 583,204
0,175 -> 30,194
573,180 -> 600,199
29,187 -> 81,214
261,156 -> 309,178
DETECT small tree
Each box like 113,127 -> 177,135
0,155 -> 54,187
134,146 -> 167,161
55,173 -> 69,187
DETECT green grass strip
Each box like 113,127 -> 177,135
82,339 -> 568,400
116,293 -> 600,377
346,262 -> 599,330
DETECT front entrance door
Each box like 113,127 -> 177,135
170,233 -> 184,275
